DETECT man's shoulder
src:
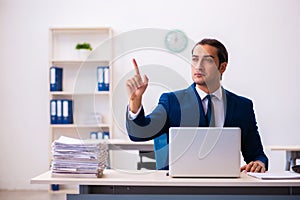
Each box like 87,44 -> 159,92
161,85 -> 193,99
225,89 -> 253,105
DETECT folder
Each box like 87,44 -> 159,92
97,66 -> 109,91
62,100 -> 73,124
50,99 -> 73,124
50,100 -> 57,124
50,66 -> 63,91
56,100 -> 63,124
102,131 -> 110,139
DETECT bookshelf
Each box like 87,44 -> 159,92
48,27 -> 113,161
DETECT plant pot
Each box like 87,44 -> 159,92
77,49 -> 91,60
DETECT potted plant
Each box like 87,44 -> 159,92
75,42 -> 93,59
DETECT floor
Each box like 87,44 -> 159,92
0,190 -> 68,200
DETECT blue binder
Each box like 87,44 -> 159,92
97,66 -> 109,91
50,100 -> 57,124
62,100 -> 73,124
50,66 -> 63,91
102,131 -> 110,139
56,100 -> 63,124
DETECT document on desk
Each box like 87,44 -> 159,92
51,136 -> 108,178
247,171 -> 300,180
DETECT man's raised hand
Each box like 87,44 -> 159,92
126,59 -> 149,113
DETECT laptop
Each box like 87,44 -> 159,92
169,127 -> 241,178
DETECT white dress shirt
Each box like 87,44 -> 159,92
195,86 -> 225,127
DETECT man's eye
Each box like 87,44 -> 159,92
203,57 -> 214,63
192,58 -> 198,62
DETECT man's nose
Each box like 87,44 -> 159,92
193,60 -> 204,70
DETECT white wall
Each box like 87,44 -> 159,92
0,0 -> 300,189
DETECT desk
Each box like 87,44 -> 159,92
105,139 -> 153,151
269,146 -> 300,170
32,170 -> 300,199
106,139 -> 155,170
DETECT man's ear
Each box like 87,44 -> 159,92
219,62 -> 227,74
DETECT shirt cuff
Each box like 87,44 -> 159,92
128,105 -> 142,120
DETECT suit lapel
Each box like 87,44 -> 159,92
182,84 -> 206,127
223,89 -> 235,126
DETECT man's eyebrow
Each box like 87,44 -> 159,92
192,54 -> 215,58
203,55 -> 215,59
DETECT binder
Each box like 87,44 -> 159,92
102,131 -> 110,139
62,100 -> 73,124
50,66 -> 63,91
97,66 -> 109,91
50,99 -> 73,124
50,100 -> 57,124
56,100 -> 63,124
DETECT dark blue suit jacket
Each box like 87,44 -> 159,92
126,84 -> 268,170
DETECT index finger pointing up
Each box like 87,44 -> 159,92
132,58 -> 140,75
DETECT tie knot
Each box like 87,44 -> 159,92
206,94 -> 212,101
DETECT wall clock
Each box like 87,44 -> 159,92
164,30 -> 188,53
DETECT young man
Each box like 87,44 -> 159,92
126,38 -> 268,172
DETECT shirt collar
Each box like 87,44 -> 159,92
195,85 -> 223,101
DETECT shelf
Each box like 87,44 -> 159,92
48,26 -> 113,192
50,91 -> 110,96
50,27 -> 112,32
50,124 -> 111,128
51,59 -> 110,64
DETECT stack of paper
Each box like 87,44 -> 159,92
51,136 -> 108,178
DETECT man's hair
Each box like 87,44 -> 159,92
192,38 -> 228,64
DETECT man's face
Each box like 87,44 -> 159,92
191,44 -> 224,89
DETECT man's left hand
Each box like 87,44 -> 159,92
240,160 -> 266,173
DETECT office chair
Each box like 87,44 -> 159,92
153,133 -> 169,170
136,133 -> 169,170
137,150 -> 156,170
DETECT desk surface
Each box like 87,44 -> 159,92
106,139 -> 153,145
31,170 -> 300,187
100,139 -> 154,151
269,146 -> 300,151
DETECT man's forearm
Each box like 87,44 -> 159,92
129,96 -> 142,113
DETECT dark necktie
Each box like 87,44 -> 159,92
205,95 -> 215,127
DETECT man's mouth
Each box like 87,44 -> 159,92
194,72 -> 204,77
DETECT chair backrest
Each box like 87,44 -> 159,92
137,150 -> 156,170
153,133 -> 169,170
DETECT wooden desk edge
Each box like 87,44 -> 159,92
31,170 -> 300,187
267,146 -> 300,151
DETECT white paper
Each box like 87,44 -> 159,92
51,136 -> 108,177
247,171 -> 300,179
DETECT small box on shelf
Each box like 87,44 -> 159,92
90,131 -> 110,140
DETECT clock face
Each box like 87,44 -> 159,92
164,30 -> 188,53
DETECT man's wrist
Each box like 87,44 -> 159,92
129,96 -> 142,113
128,105 -> 142,120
